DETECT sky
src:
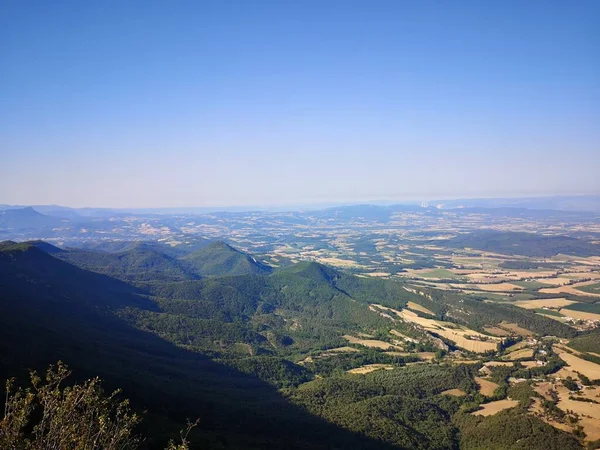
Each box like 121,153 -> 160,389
1,0 -> 599,208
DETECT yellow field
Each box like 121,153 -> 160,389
512,298 -> 577,310
560,309 -> 600,322
533,382 -> 555,400
389,329 -> 413,340
504,341 -> 529,353
453,283 -> 524,292
520,360 -> 539,368
578,417 -> 600,441
564,272 -> 600,279
343,335 -> 403,351
322,346 -> 360,354
540,280 -> 600,298
529,397 -> 574,433
484,361 -> 514,367
441,388 -> 466,397
498,322 -> 533,336
393,308 -> 500,353
505,348 -> 534,360
536,277 -> 578,286
316,257 -> 362,268
475,377 -> 500,396
384,351 -> 412,357
363,272 -> 392,277
483,326 -> 512,336
556,350 -> 600,379
347,364 -> 394,374
557,397 -> 600,419
370,304 -> 403,319
407,301 -> 434,315
436,330 -> 499,353
472,399 -> 519,416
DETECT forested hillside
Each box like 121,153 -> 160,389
0,240 -> 588,449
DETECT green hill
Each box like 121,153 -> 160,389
56,246 -> 198,282
181,241 -> 272,276
0,241 -> 583,449
73,238 -> 212,258
0,242 -> 400,450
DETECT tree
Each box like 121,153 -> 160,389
1,362 -> 142,450
1,362 -> 196,450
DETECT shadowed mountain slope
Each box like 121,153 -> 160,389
0,242 -> 402,449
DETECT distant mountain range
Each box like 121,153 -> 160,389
428,195 -> 600,213
0,206 -> 66,229
2,195 -> 600,215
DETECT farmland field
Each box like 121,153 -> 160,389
556,349 -> 600,379
475,377 -> 500,396
512,298 -> 577,310
575,282 -> 600,295
441,388 -> 467,396
343,335 -> 403,351
347,364 -> 394,374
472,399 -> 519,416
505,348 -> 534,360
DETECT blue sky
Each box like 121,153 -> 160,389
1,0 -> 599,207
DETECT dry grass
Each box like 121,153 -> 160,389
483,326 -> 513,336
363,272 -> 392,277
564,271 -> 600,279
557,397 -> 600,419
555,349 -> 600,380
389,329 -> 413,341
455,282 -> 525,292
370,304 -> 403,319
540,280 -> 600,298
529,397 -> 574,433
384,351 -> 412,357
472,399 -> 519,416
441,389 -> 466,397
343,335 -> 403,351
504,341 -> 529,353
578,416 -> 600,441
520,360 -> 539,368
316,257 -> 362,268
577,386 -> 600,402
322,346 -> 360,354
435,329 -> 499,353
512,298 -> 577,310
504,348 -> 534,360
394,308 -> 500,353
475,377 -> 500,396
560,309 -> 600,322
484,361 -> 514,367
533,382 -> 555,400
347,364 -> 394,375
498,322 -> 533,337
407,301 -> 434,316
536,277 -> 579,286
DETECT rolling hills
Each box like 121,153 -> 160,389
0,239 -> 591,449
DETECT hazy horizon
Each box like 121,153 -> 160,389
2,1 -> 599,208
